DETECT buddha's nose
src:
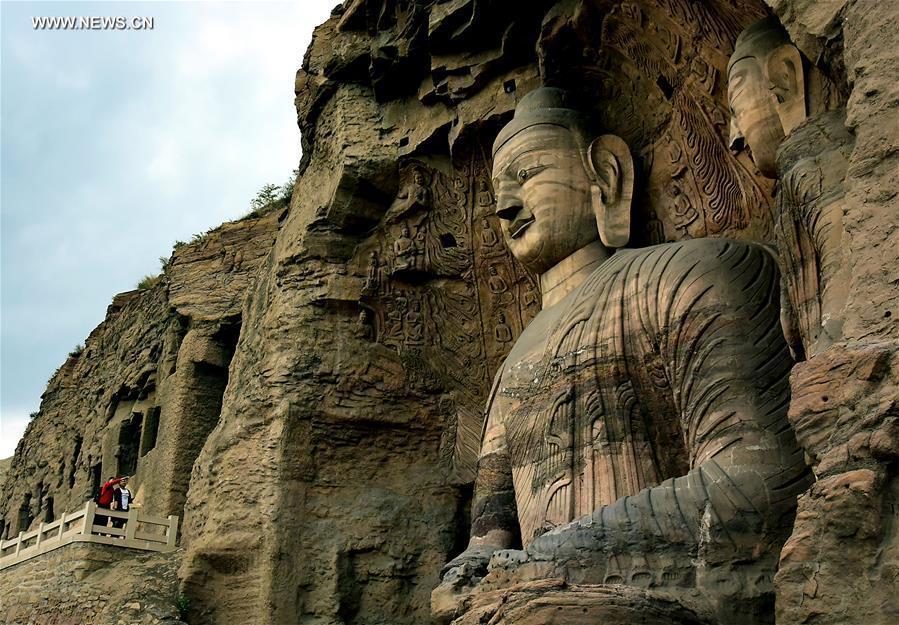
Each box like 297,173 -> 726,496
495,185 -> 524,222
729,117 -> 745,153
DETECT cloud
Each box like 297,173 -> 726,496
0,410 -> 33,459
1,1 -> 336,435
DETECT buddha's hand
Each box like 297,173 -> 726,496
525,516 -> 606,563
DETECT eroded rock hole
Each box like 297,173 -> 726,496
90,462 -> 102,500
140,406 -> 161,456
656,75 -> 674,99
116,412 -> 143,476
69,436 -> 82,488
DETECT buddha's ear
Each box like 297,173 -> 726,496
586,134 -> 634,248
765,44 -> 806,135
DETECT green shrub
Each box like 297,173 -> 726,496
242,168 -> 298,219
177,594 -> 190,620
136,274 -> 163,290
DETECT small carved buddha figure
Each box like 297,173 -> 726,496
384,167 -> 430,224
432,87 -> 809,624
392,224 -> 415,272
363,250 -> 381,293
493,312 -> 512,344
354,309 -> 371,340
728,16 -> 850,358
487,265 -> 509,295
480,217 -> 500,249
404,300 -> 425,346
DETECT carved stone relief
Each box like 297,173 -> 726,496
538,0 -> 774,248
357,152 -> 538,482
432,86 -> 807,625
726,16 -> 850,359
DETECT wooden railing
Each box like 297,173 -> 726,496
0,501 -> 178,570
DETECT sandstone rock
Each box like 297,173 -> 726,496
0,544 -> 185,625
451,579 -> 709,625
1,1 -> 896,623
0,209 -> 279,537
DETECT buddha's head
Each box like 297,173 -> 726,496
491,87 -> 633,275
728,17 -> 808,177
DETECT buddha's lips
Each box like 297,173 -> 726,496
509,216 -> 535,239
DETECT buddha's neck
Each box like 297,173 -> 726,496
540,241 -> 609,308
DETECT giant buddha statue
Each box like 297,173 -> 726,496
432,87 -> 810,624
728,17 -> 850,359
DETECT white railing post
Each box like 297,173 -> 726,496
14,532 -> 23,557
58,510 -> 68,539
35,522 -> 45,549
125,507 -> 138,540
83,501 -> 96,536
166,515 -> 179,548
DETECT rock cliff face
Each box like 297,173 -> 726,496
0,210 -> 280,539
2,1 -> 896,625
179,1 -> 786,622
1,544 -> 183,625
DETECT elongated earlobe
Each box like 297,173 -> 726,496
765,44 -> 806,135
587,135 -> 634,248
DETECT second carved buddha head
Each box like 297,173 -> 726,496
491,87 -> 634,275
728,17 -> 812,177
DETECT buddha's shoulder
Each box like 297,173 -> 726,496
590,238 -> 778,293
613,238 -> 772,269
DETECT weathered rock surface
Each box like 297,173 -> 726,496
452,579 -> 710,625
774,343 -> 899,624
0,543 -> 184,625
762,0 -> 899,623
0,209 -> 280,539
0,458 -> 11,490
0,1 -> 896,624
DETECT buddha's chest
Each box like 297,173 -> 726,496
493,302 -> 667,543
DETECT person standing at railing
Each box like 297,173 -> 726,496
95,476 -> 124,532
111,477 -> 133,530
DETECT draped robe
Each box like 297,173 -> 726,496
472,238 -> 809,560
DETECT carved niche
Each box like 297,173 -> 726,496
538,0 -> 774,246
357,146 -> 539,481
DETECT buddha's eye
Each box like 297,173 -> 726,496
513,164 -> 549,186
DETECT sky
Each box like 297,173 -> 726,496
0,0 -> 337,457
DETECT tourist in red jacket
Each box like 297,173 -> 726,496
95,476 -> 124,530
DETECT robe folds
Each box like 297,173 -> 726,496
473,238 -> 809,562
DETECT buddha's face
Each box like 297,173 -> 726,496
492,125 -> 598,274
727,54 -> 785,177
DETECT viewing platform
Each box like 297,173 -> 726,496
0,501 -> 178,570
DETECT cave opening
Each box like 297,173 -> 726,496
164,320 -> 241,517
90,461 -> 102,499
42,496 -> 54,523
116,412 -> 144,476
17,493 -> 32,533
69,436 -> 82,488
140,406 -> 161,456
